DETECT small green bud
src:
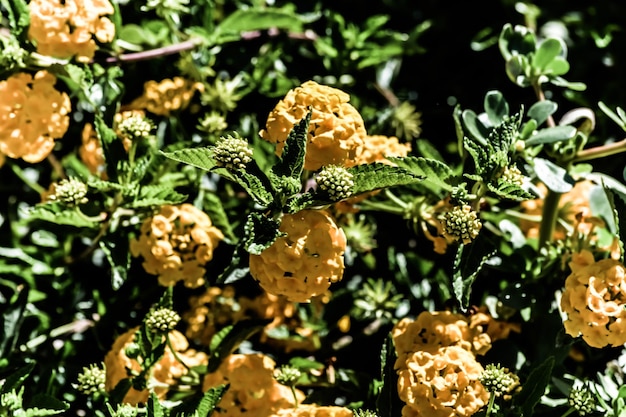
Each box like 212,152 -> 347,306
0,387 -> 24,411
354,410 -> 380,417
500,164 -> 525,187
0,36 -> 28,70
145,307 -> 181,332
75,363 -> 106,395
214,134 -> 254,170
441,204 -> 482,244
479,364 -> 519,397
117,115 -> 155,141
198,111 -> 228,133
49,177 -> 88,206
107,403 -> 139,417
124,342 -> 141,359
316,165 -> 354,201
568,384 -> 596,416
274,365 -> 302,386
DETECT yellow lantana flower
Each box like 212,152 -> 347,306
0,71 -> 71,163
260,81 -> 366,171
28,0 -> 116,62
249,210 -> 347,303
130,204 -> 224,288
128,77 -> 203,117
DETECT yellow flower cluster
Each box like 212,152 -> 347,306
130,204 -> 224,288
271,405 -> 353,417
260,81 -> 367,171
249,210 -> 347,303
392,311 -> 491,417
183,285 -> 323,352
0,71 -> 71,163
520,180 -> 594,240
354,134 -> 412,165
560,250 -> 626,348
104,327 -> 207,405
203,353 -> 304,417
128,77 -> 203,117
28,0 -> 116,62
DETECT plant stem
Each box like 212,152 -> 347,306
485,393 -> 496,417
538,187 -> 562,248
559,407 -> 576,417
102,38 -> 203,64
10,163 -> 46,194
573,137 -> 626,162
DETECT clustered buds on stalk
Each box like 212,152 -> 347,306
213,135 -> 254,170
74,363 -> 106,395
116,114 -> 155,142
48,177 -> 89,206
316,165 -> 355,201
479,363 -> 520,397
500,164 -> 525,186
441,204 -> 482,244
145,307 -> 181,332
274,365 -> 302,386
568,385 -> 596,416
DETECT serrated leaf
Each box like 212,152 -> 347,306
516,356 -> 554,416
206,319 -> 271,373
414,139 -> 445,162
242,213 -> 283,255
160,147 -> 216,171
525,125 -> 577,146
196,384 -> 228,417
385,156 -> 453,191
1,0 -> 30,37
95,115 -> 126,182
348,163 -> 423,195
452,236 -> 497,312
99,235 -> 131,290
214,8 -> 305,42
533,158 -> 574,193
487,179 -> 535,201
272,111 -> 311,180
26,206 -> 98,228
284,193 -> 316,214
133,184 -> 187,207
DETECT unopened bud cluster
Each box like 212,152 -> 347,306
479,363 -> 519,397
500,164 -> 524,187
274,365 -> 302,386
316,165 -> 354,201
441,205 -> 482,244
117,114 -> 155,141
0,36 -> 27,70
145,307 -> 181,332
214,135 -> 253,170
75,363 -> 106,395
568,385 -> 596,416
49,177 -> 88,206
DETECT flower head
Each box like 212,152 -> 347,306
249,210 -> 347,302
272,405 -> 354,417
75,363 -> 106,395
441,205 -> 482,245
145,307 -> 181,332
213,135 -> 254,170
354,134 -> 412,165
274,365 -> 302,387
0,71 -> 71,163
128,77 -> 203,117
45,177 -> 89,206
479,364 -> 519,397
568,384 -> 596,416
560,250 -> 626,348
260,81 -> 366,171
316,165 -> 355,201
130,204 -> 224,288
116,111 -> 155,143
28,0 -> 116,62
203,353 -> 304,416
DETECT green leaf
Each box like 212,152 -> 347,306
385,156 -> 453,191
203,192 -> 236,243
484,90 -> 509,126
532,38 -> 563,70
461,109 -> 489,144
487,179 -> 535,201
206,319 -> 271,373
227,168 -> 275,207
550,76 -> 586,91
414,139 -> 445,162
26,394 -> 69,414
498,23 -> 536,61
271,110 -> 311,180
516,356 -> 555,416
528,100 -> 558,125
526,125 -> 576,146
1,0 -> 29,37
1,362 -> 35,394
160,147 -> 217,172
196,385 -> 228,417
95,115 -> 126,182
452,236 -> 497,312
533,158 -> 574,193
0,286 -> 28,358
544,56 -> 570,76
214,8 -> 305,43
348,163 -> 424,195
131,185 -> 187,208
242,213 -> 283,255
99,235 -> 131,290
376,335 -> 403,417
26,205 -> 98,229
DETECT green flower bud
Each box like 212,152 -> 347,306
568,385 -> 596,416
214,134 -> 253,170
117,114 -> 155,141
354,410 -> 380,417
274,365 -> 302,386
145,307 -> 181,332
49,177 -> 88,206
441,204 -> 482,244
74,363 -> 106,395
500,164 -> 524,187
479,363 -> 519,397
316,165 -> 354,201
107,403 -> 139,417
0,388 -> 23,411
